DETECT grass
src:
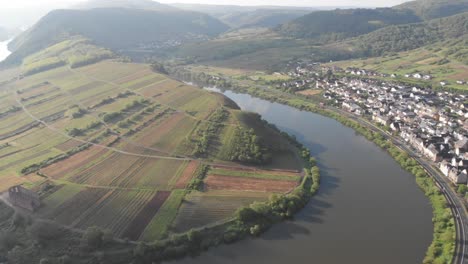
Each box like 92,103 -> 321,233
141,190 -> 186,241
41,184 -> 84,209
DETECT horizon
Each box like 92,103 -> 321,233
1,0 -> 413,9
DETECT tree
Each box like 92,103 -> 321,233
457,185 -> 468,195
0,231 -> 17,251
28,222 -> 62,242
82,226 -> 104,249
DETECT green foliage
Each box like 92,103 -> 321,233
22,57 -> 66,76
5,8 -> 228,65
395,0 -> 468,20
191,108 -> 229,157
225,127 -> 271,164
457,184 -> 468,195
187,164 -> 209,191
352,12 -> 468,56
277,8 -> 420,41
82,226 -> 105,249
0,231 -> 17,251
27,222 -> 63,243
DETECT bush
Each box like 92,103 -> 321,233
82,226 -> 105,249
0,231 -> 17,251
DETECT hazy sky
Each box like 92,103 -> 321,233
0,0 -> 411,8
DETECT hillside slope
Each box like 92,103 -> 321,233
276,8 -> 421,41
5,8 -> 229,65
349,12 -> 468,56
395,0 -> 468,20
212,9 -> 310,29
74,0 -> 178,11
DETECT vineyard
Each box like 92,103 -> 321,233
0,45 -> 304,242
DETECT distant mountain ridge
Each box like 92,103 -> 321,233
350,11 -> 468,56
276,8 -> 421,41
171,4 -> 314,29
5,7 -> 229,65
74,0 -> 178,11
395,0 -> 468,20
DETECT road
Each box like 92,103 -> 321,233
334,107 -> 468,264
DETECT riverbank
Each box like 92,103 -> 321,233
210,84 -> 454,263
168,67 -> 452,263
130,137 -> 321,263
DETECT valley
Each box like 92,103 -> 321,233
0,0 -> 466,263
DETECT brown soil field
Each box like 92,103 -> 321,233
121,191 -> 171,240
174,161 -> 199,189
40,143 -> 112,179
211,164 -> 301,176
133,112 -> 185,146
204,175 -> 298,193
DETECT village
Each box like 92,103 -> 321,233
280,63 -> 468,187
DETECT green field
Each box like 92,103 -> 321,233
0,38 -> 302,246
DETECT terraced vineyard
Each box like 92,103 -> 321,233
0,40 -> 304,241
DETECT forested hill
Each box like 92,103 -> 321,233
215,9 -> 311,29
395,0 -> 468,20
275,8 -> 421,41
5,8 -> 229,65
349,11 -> 468,57
74,0 -> 178,11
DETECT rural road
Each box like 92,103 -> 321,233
334,107 -> 468,264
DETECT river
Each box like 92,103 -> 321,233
170,88 -> 433,264
0,39 -> 12,62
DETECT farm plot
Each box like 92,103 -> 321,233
42,187 -> 110,225
40,144 -> 113,180
68,153 -> 141,186
130,112 -> 191,153
77,61 -> 148,81
74,189 -> 157,238
173,191 -> 270,232
115,68 -> 153,84
135,159 -> 187,189
140,190 -> 185,241
138,79 -> 181,98
40,184 -> 85,210
174,161 -> 199,189
210,166 -> 302,181
121,191 -> 171,240
204,175 -> 298,193
122,74 -> 167,91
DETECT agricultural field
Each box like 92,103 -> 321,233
0,39 -> 304,242
173,190 -> 271,233
327,39 -> 468,91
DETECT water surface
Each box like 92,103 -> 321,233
171,88 -> 433,264
0,39 -> 12,62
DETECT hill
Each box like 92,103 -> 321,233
4,7 -> 229,65
348,12 -> 468,57
0,37 -> 305,263
328,38 -> 468,91
74,0 -> 178,11
171,4 -> 314,29
276,8 -> 421,41
395,0 -> 468,20
217,9 -> 311,29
